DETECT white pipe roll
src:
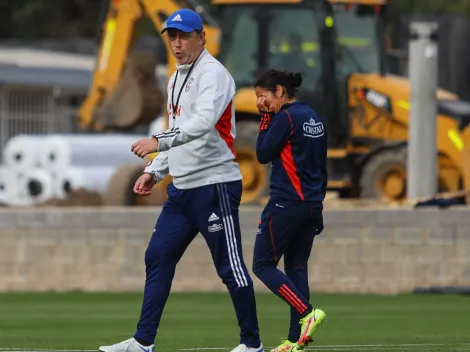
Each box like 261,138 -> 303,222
39,134 -> 147,172
57,166 -> 119,196
2,135 -> 46,172
48,172 -> 67,200
0,167 -> 15,205
0,167 -> 33,207
23,168 -> 54,205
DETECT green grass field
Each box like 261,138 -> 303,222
0,292 -> 469,352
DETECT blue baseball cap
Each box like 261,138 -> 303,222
161,9 -> 203,34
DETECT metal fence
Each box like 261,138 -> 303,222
0,84 -> 83,151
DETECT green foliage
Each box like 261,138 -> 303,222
390,0 -> 470,15
1,0 -> 470,39
0,0 -> 103,39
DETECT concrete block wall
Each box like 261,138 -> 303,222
0,206 -> 469,294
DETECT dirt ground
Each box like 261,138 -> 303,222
38,189 -> 103,207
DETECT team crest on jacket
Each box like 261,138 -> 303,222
303,118 -> 324,138
185,78 -> 194,92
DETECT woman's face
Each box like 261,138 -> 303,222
255,85 -> 285,114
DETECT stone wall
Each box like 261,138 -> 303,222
0,206 -> 469,294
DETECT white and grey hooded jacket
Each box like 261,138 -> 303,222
144,49 -> 242,189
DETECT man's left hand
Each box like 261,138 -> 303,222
131,137 -> 159,158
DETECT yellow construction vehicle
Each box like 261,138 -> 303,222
211,0 -> 468,203
79,0 -> 470,205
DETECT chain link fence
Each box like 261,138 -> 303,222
0,84 -> 84,152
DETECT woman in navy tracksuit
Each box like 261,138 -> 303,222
251,69 -> 328,352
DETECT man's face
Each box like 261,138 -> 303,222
167,29 -> 205,65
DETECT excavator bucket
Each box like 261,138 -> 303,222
93,51 -> 165,129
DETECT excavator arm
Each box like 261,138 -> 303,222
77,0 -> 220,131
78,0 -> 144,130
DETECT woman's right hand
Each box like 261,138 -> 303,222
256,96 -> 274,113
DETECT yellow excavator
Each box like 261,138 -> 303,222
78,0 -> 470,206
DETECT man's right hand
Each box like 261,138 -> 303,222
133,173 -> 157,196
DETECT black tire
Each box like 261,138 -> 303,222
359,147 -> 408,201
234,121 -> 271,205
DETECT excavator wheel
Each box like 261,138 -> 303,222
436,154 -> 462,193
102,163 -> 169,206
360,147 -> 462,202
234,121 -> 270,205
93,51 -> 165,129
359,147 -> 408,202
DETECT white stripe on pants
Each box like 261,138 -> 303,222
216,183 -> 248,287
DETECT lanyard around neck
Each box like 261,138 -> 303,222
170,60 -> 197,128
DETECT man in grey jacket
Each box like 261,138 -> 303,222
98,8 -> 263,352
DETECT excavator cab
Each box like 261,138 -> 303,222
216,0 -> 385,147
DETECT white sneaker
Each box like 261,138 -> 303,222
230,343 -> 264,352
99,337 -> 154,352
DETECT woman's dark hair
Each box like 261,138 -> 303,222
255,69 -> 302,98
